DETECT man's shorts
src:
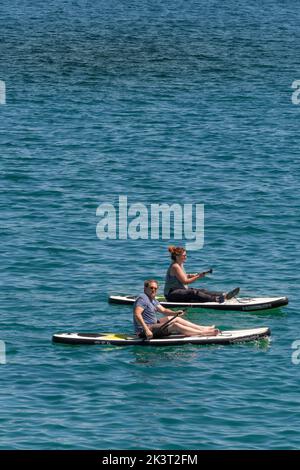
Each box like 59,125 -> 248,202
138,322 -> 172,339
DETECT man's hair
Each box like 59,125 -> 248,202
144,279 -> 159,288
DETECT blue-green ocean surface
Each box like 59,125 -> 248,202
1,0 -> 300,450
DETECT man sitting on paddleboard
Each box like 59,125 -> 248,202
164,246 -> 240,303
134,279 -> 219,340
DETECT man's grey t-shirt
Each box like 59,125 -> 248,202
133,293 -> 160,333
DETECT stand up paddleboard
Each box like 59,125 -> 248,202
108,295 -> 288,312
52,327 -> 270,346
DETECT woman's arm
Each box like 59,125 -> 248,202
172,263 -> 201,285
187,272 -> 205,279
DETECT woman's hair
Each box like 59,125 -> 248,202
168,246 -> 186,261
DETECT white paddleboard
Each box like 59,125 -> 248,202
52,327 -> 271,346
108,294 -> 288,312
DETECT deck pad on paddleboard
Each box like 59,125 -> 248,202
108,295 -> 288,311
53,327 -> 271,346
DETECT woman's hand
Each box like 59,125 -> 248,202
197,272 -> 205,279
189,272 -> 205,279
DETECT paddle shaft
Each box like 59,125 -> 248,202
159,309 -> 187,333
199,268 -> 213,276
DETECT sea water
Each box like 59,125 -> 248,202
1,0 -> 300,450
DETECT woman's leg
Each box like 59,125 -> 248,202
199,288 -> 224,297
167,288 -> 223,303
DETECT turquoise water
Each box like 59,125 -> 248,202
1,0 -> 300,450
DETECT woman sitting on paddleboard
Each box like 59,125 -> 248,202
134,279 -> 219,340
164,246 -> 240,303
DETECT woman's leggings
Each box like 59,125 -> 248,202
166,288 -> 223,303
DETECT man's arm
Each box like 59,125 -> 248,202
134,305 -> 153,338
157,304 -> 184,316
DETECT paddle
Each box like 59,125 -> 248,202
143,309 -> 187,341
199,268 -> 213,276
158,309 -> 187,333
